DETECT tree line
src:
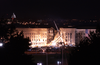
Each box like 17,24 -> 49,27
0,18 -> 36,65
69,24 -> 100,65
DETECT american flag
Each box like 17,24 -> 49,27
85,29 -> 90,37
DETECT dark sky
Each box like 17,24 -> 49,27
0,0 -> 100,19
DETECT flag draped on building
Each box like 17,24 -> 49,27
85,29 -> 90,37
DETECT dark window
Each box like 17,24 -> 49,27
65,33 -> 67,35
65,39 -> 67,41
70,33 -> 72,38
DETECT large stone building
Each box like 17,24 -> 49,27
8,13 -> 97,47
16,27 -> 55,47
16,27 -> 96,47
51,28 -> 76,46
75,29 -> 96,45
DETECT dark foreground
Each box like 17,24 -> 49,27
26,51 -> 69,65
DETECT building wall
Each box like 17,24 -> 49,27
75,29 -> 96,45
16,28 -> 48,47
16,28 -> 96,47
60,28 -> 76,46
16,28 -> 54,47
47,27 -> 55,44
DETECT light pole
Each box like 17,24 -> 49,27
0,43 -> 3,47
46,52 -> 48,65
62,46 -> 63,65
61,42 -> 65,65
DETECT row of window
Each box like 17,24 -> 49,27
76,33 -> 85,36
65,33 -> 72,38
65,39 -> 72,42
32,43 -> 45,45
65,33 -> 72,35
31,39 -> 47,41
24,33 -> 47,35
25,36 -> 47,38
65,33 -> 72,42
76,33 -> 85,38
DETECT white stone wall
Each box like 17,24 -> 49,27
75,29 -> 96,44
16,28 -> 48,47
60,28 -> 76,46
16,28 -> 96,47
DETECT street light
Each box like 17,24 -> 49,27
37,63 -> 42,65
0,43 -> 3,47
57,61 -> 61,65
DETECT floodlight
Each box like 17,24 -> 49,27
0,43 -> 3,47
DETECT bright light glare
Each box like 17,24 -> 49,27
37,63 -> 42,65
29,42 -> 31,44
0,43 -> 3,47
57,61 -> 59,64
52,42 -> 56,46
57,61 -> 61,65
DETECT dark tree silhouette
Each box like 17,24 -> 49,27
69,25 -> 100,65
0,19 -> 36,65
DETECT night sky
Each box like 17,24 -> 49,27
0,0 -> 100,19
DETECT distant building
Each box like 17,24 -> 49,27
11,13 -> 16,19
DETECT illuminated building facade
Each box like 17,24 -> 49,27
60,28 -> 76,46
75,29 -> 96,45
16,27 -> 55,47
16,27 -> 96,47
50,28 -> 76,46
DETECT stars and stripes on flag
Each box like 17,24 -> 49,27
85,29 -> 90,37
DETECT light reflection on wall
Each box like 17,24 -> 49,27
16,28 -> 96,47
